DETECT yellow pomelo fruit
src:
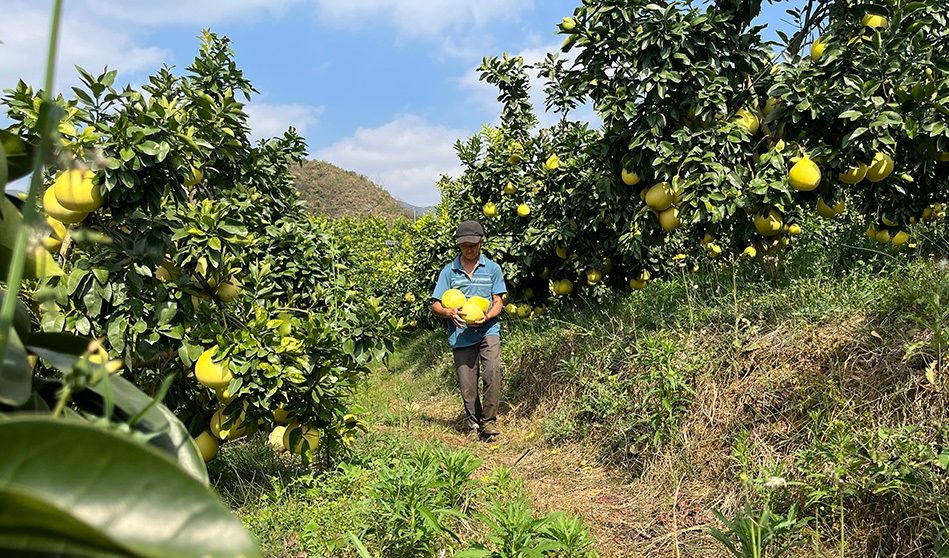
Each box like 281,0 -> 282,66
706,243 -> 723,258
645,182 -> 674,211
214,386 -> 235,404
210,406 -> 250,441
273,406 -> 291,424
874,229 -> 891,244
53,169 -> 104,212
921,207 -> 934,221
890,231 -> 910,246
46,217 -> 67,240
816,198 -> 837,219
743,245 -> 758,258
544,154 -> 560,171
195,345 -> 232,389
516,303 -> 531,318
629,270 -> 650,290
700,232 -> 714,245
554,279 -> 574,295
787,224 -> 802,236
461,301 -> 485,324
194,430 -> 219,462
621,168 -> 641,186
505,302 -> 518,316
517,203 -> 531,217
503,182 -> 516,194
483,202 -> 497,217
269,425 -> 287,450
42,236 -> 62,252
555,245 -> 568,259
810,38 -> 826,62
658,207 -> 681,232
155,265 -> 174,282
866,152 -> 893,182
788,157 -> 821,191
469,296 -> 491,313
938,152 -> 949,162
734,108 -> 760,134
43,187 -> 87,224
754,209 -> 783,236
880,214 -> 897,227
87,353 -> 124,374
586,269 -> 602,284
838,162 -> 868,185
184,165 -> 204,188
866,226 -> 877,239
283,422 -> 321,455
762,98 -> 781,117
216,279 -> 242,302
861,13 -> 888,29
442,288 -> 466,309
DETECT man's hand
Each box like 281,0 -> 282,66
471,315 -> 487,326
449,308 -> 467,328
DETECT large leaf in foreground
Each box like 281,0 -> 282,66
0,416 -> 261,558
0,130 -> 34,183
79,374 -> 208,484
0,327 -> 31,407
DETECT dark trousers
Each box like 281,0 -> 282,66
452,335 -> 501,430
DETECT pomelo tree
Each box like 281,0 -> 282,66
440,0 -> 948,313
2,32 -> 399,459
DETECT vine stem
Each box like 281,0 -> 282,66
0,0 -> 64,364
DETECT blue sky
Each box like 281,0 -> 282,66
1,1 -> 796,206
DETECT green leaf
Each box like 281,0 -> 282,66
0,196 -> 63,279
136,140 -> 160,156
154,302 -> 177,326
0,327 -> 31,407
78,375 -> 208,484
0,290 -> 35,344
0,416 -> 260,558
0,129 -> 35,182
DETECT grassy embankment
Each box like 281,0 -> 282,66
215,225 -> 949,557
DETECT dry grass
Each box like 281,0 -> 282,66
371,264 -> 949,557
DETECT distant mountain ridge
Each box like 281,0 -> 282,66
397,200 -> 435,218
290,160 -> 421,221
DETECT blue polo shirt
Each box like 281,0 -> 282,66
431,254 -> 507,349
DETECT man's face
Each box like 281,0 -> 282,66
459,241 -> 481,260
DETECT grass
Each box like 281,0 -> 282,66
222,220 -> 949,557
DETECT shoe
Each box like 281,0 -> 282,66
481,421 -> 500,439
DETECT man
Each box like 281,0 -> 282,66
431,220 -> 507,440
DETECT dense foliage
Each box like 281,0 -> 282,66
2,32 -> 399,456
433,0 -> 948,314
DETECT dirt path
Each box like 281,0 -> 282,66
368,364 -> 718,557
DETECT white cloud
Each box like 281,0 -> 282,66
0,0 -> 303,94
460,43 -> 598,128
81,0 -> 303,27
315,115 -> 468,207
0,2 -> 168,94
245,102 -> 325,143
314,0 -> 535,38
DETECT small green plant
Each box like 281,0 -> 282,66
708,503 -> 807,558
905,289 -> 949,387
541,512 -> 599,558
457,498 -> 558,558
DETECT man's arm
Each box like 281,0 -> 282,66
432,299 -> 466,328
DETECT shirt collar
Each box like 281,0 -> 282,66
452,254 -> 486,271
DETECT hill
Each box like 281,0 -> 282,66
290,159 -> 413,220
